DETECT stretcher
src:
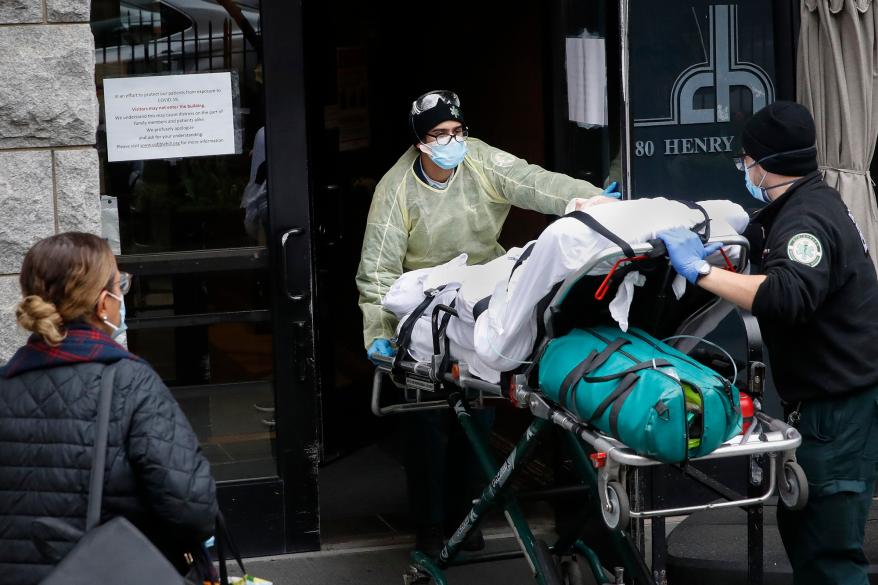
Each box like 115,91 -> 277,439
372,234 -> 806,585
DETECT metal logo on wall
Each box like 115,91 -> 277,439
635,5 -> 774,128
627,2 -> 778,205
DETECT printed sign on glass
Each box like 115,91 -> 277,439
104,72 -> 238,162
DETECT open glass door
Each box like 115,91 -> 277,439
91,0 -> 319,555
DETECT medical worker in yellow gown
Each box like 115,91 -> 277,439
355,90 -> 615,554
358,90 -> 616,357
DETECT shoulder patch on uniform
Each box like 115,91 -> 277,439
786,233 -> 823,267
491,151 -> 516,168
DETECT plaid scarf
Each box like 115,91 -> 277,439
0,322 -> 143,379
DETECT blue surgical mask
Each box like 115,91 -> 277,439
744,167 -> 770,203
103,292 -> 128,340
740,145 -> 816,204
422,139 -> 468,170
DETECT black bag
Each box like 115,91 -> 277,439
184,514 -> 249,585
38,364 -> 191,585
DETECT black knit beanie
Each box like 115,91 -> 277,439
409,90 -> 466,143
741,101 -> 818,176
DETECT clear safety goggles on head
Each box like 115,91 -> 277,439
411,90 -> 461,115
733,145 -> 818,172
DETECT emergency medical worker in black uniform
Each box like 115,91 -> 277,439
658,101 -> 878,585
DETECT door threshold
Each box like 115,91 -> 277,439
241,523 -> 556,562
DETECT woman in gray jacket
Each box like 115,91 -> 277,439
0,232 -> 218,585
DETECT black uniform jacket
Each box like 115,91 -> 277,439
750,171 -> 878,402
0,359 -> 217,585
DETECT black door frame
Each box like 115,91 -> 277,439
261,0 -> 321,554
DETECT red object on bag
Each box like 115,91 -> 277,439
740,392 -> 755,433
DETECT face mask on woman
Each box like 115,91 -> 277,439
102,292 -> 128,340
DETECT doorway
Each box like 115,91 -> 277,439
304,0 -> 616,544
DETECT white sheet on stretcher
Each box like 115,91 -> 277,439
383,197 -> 749,383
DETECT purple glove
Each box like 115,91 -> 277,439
657,228 -> 723,285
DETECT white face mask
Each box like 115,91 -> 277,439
102,291 -> 127,340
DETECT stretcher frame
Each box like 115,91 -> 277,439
372,236 -> 805,585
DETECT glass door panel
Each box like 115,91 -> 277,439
91,0 -> 274,482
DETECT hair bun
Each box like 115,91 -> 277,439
16,295 -> 65,345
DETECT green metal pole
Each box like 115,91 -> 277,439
447,397 -> 553,584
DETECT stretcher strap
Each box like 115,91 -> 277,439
510,241 -> 536,277
433,301 -> 457,354
678,200 -> 711,243
566,210 -> 635,257
433,300 -> 457,389
473,242 -> 537,323
392,285 -> 445,381
472,295 -> 491,322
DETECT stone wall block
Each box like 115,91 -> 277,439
0,0 -> 43,24
55,148 -> 101,234
0,25 -> 98,148
47,0 -> 90,22
0,276 -> 27,364
0,151 -> 56,274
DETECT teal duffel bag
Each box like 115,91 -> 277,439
538,326 -> 742,463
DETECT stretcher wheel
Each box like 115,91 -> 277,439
601,481 -> 629,531
778,461 -> 809,511
534,539 -> 563,585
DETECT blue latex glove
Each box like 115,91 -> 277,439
602,181 -> 622,198
657,227 -> 723,285
367,338 -> 396,364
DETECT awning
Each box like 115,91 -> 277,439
798,0 -> 878,271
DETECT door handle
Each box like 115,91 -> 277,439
281,227 -> 307,302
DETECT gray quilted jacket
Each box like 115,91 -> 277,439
0,359 -> 217,585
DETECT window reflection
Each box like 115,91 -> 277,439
92,0 -> 265,253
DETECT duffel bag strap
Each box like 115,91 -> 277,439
558,338 -> 629,409
586,338 -> 629,374
558,350 -> 598,410
583,358 -> 672,383
609,373 -> 640,438
588,372 -> 641,424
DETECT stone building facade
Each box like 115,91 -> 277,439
0,0 -> 99,360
